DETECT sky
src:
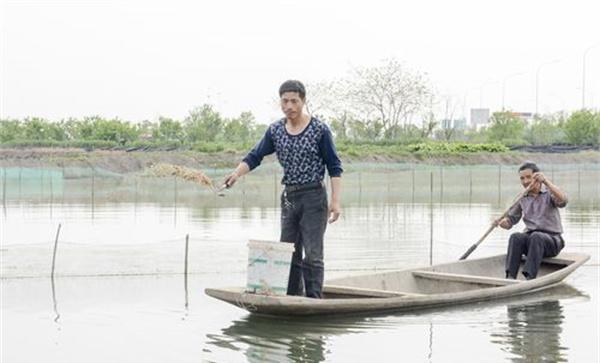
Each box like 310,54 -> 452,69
1,0 -> 599,125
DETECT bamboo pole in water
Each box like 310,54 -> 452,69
578,165 -> 581,199
429,171 -> 434,266
184,234 -> 189,276
468,168 -> 473,205
60,164 -> 65,204
411,166 -> 415,203
134,177 -> 138,221
91,167 -> 95,220
440,165 -> 443,203
358,172 -> 362,206
184,234 -> 189,309
51,222 -> 61,322
497,164 -> 502,205
173,177 -> 178,226
387,170 -> 391,196
50,224 -> 62,278
49,169 -> 53,218
51,267 -> 60,323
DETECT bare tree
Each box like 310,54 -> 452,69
346,59 -> 432,138
420,111 -> 438,139
306,81 -> 339,119
306,58 -> 433,140
439,94 -> 460,141
306,81 -> 354,139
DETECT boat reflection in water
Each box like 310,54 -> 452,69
206,315 -> 333,363
490,283 -> 587,362
506,300 -> 565,361
206,283 -> 586,362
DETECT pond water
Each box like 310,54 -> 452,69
1,163 -> 598,362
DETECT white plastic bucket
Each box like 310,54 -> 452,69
246,240 -> 295,296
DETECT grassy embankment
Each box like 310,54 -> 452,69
0,142 -> 598,175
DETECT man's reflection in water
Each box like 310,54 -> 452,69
492,300 -> 566,362
206,315 -> 354,363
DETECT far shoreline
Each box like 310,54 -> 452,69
0,147 -> 598,175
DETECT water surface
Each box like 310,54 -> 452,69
1,164 -> 598,362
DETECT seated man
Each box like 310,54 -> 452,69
496,161 -> 567,280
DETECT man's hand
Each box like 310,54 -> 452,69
221,162 -> 249,190
533,172 -> 547,185
222,171 -> 240,189
493,217 -> 511,230
328,200 -> 341,224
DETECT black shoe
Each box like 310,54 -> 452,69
523,272 -> 535,280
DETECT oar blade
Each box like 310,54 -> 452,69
459,244 -> 478,260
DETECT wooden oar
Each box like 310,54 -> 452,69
459,183 -> 535,260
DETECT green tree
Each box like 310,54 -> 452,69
20,118 -> 67,141
349,119 -> 383,141
394,124 -> 427,144
22,118 -> 48,140
329,115 -> 349,141
61,118 -> 81,140
69,116 -> 100,140
525,119 -> 564,145
563,110 -> 600,145
486,111 -> 526,145
88,118 -> 140,145
153,117 -> 184,143
0,119 -> 23,142
223,111 -> 254,143
250,123 -> 268,141
184,104 -> 224,143
135,120 -> 155,140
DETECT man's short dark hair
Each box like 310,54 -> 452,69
518,161 -> 540,173
279,80 -> 306,99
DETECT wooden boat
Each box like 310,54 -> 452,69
205,252 -> 590,316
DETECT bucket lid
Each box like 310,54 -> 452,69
248,239 -> 295,253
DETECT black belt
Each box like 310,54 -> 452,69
284,181 -> 324,193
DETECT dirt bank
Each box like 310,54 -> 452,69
0,148 -> 598,174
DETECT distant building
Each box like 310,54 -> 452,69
440,118 -> 467,130
453,118 -> 467,130
441,119 -> 452,129
470,108 -> 490,126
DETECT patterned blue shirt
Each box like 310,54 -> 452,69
242,117 -> 343,185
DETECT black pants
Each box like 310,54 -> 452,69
280,185 -> 328,298
505,231 -> 564,279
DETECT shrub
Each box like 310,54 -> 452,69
563,110 -> 600,145
406,142 -> 509,153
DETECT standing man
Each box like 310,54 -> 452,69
222,80 -> 343,298
495,162 -> 567,280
